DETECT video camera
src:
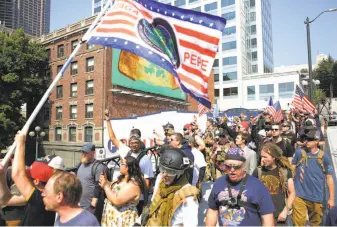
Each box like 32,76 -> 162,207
217,196 -> 241,209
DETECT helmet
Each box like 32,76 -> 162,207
163,122 -> 174,129
159,148 -> 190,176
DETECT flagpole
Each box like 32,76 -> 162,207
1,1 -> 113,167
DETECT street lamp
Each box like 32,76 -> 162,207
29,126 -> 46,161
304,8 -> 337,101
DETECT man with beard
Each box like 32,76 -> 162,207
271,123 -> 294,163
280,121 -> 296,148
183,123 -> 205,152
206,147 -> 275,226
143,148 -> 199,226
77,143 -> 104,213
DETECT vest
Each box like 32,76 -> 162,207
146,185 -> 199,226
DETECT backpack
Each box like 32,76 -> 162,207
295,149 -> 326,174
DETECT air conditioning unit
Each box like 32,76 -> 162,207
95,148 -> 106,160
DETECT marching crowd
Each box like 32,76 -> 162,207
0,108 -> 336,226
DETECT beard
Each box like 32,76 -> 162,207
81,156 -> 90,164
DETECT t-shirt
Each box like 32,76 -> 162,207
281,132 -> 296,147
21,189 -> 56,226
243,146 -> 257,175
208,175 -> 275,226
275,139 -> 294,158
252,167 -> 292,217
292,148 -> 333,203
191,147 -> 207,186
77,160 -> 105,209
55,209 -> 100,226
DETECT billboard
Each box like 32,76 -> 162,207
112,49 -> 186,100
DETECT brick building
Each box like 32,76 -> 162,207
37,16 -> 214,167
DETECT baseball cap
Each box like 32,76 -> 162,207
129,134 -> 141,142
29,161 -> 54,183
42,155 -> 65,171
304,119 -> 315,130
184,135 -> 195,144
183,124 -> 192,130
225,147 -> 246,162
81,143 -> 96,153
304,129 -> 320,141
240,121 -> 249,131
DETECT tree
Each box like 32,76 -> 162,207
0,29 -> 48,150
313,56 -> 337,99
313,89 -> 326,105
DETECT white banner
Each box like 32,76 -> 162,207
101,111 -> 207,159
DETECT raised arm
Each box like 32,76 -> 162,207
105,109 -> 120,149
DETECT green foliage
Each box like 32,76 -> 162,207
313,89 -> 326,105
313,56 -> 337,98
0,29 -> 48,149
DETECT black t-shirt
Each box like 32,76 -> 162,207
276,139 -> 294,158
252,167 -> 292,217
281,132 -> 296,147
21,189 -> 56,226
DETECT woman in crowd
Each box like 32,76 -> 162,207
99,156 -> 144,227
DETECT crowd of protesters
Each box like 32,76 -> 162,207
0,108 -> 336,226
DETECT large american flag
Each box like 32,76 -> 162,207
87,0 -> 226,109
293,85 -> 316,113
198,103 -> 209,117
267,101 -> 284,123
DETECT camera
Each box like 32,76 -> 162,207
217,196 -> 241,209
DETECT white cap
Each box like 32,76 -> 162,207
43,155 -> 65,171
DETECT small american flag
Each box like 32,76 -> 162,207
267,101 -> 284,123
198,103 -> 209,117
293,85 -> 316,113
265,96 -> 274,114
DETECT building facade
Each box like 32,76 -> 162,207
36,16 -> 213,167
0,0 -> 50,36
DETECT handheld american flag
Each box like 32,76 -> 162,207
198,103 -> 209,117
87,0 -> 226,109
265,96 -> 274,114
293,85 -> 316,113
267,101 -> 284,123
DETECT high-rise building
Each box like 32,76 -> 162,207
0,0 -> 50,36
92,0 -> 272,109
92,0 -> 109,15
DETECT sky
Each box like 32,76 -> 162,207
50,0 -> 337,67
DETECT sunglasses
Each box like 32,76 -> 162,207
224,164 -> 243,170
282,125 -> 290,127
305,137 -> 316,142
183,128 -> 188,131
271,129 -> 279,131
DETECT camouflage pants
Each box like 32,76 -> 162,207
205,147 -> 216,181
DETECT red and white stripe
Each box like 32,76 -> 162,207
198,103 -> 209,117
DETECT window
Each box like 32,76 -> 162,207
70,83 -> 78,97
56,107 -> 62,120
71,40 -> 78,51
86,43 -> 95,50
222,56 -> 237,66
57,44 -> 64,58
223,26 -> 236,36
86,104 -> 94,118
252,65 -> 258,73
279,82 -> 294,98
259,84 -> 274,100
222,11 -> 235,21
247,86 -> 255,100
250,12 -> 256,21
57,65 -> 63,74
174,0 -> 186,7
251,25 -> 256,34
205,2 -> 217,12
223,87 -> 238,98
69,127 -> 76,142
191,6 -> 201,11
214,74 -> 219,82
251,38 -> 257,48
84,126 -> 93,142
213,59 -> 219,67
86,80 -> 94,95
45,68 -> 51,79
70,105 -> 77,119
221,0 -> 235,8
223,71 -> 237,81
252,51 -> 258,61
70,62 -> 78,75
44,107 -> 50,121
222,41 -> 236,51
56,85 -> 63,99
86,57 -> 94,72
55,127 -> 62,141
250,0 -> 255,7
215,89 -> 219,98
189,0 -> 198,3
94,6 -> 101,14
45,49 -> 51,60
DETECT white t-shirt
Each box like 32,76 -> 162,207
152,174 -> 199,227
191,147 -> 207,186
